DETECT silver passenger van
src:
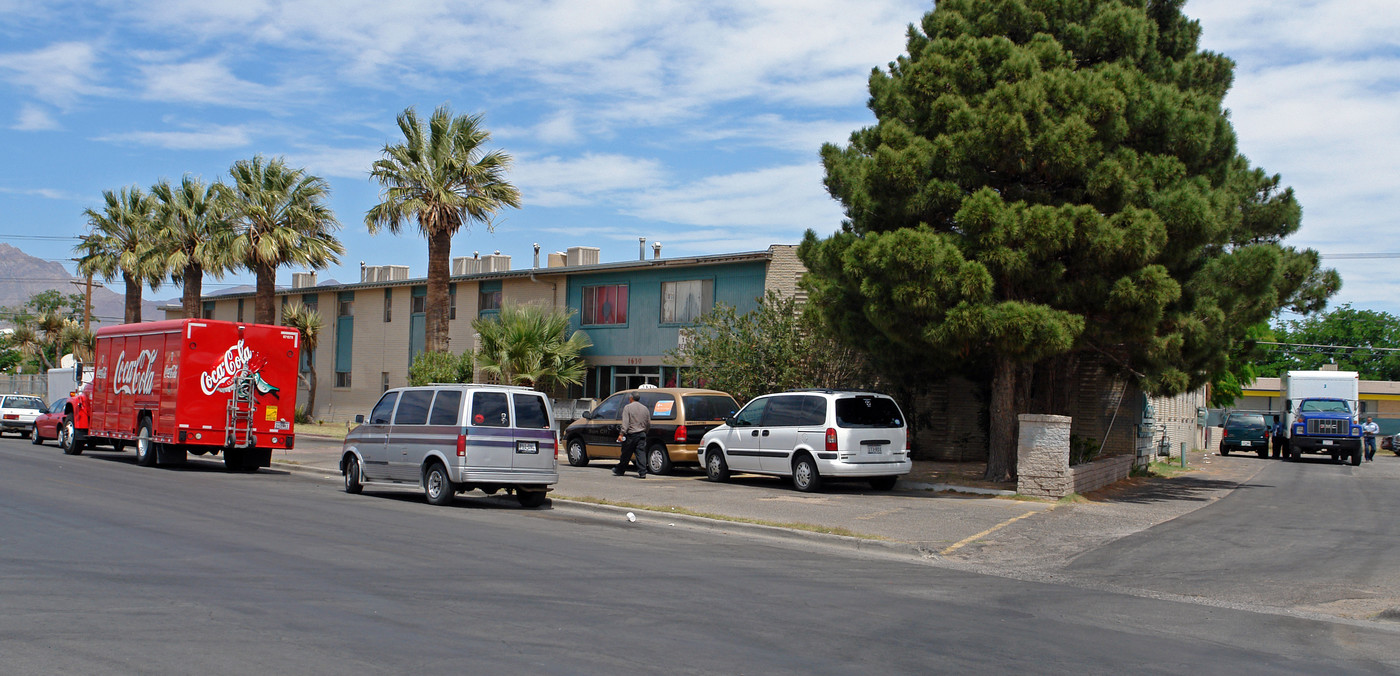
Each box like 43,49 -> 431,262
340,383 -> 558,508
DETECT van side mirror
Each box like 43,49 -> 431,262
354,414 -> 365,424
582,410 -> 594,420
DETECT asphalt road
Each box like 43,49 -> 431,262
1,437 -> 1397,674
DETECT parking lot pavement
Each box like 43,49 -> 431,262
272,436 -> 1260,565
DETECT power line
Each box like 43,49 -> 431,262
1256,340 -> 1400,353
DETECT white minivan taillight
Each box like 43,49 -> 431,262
825,428 -> 838,452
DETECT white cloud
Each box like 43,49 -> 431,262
12,104 -> 59,131
97,124 -> 253,150
0,186 -> 82,200
627,163 -> 841,232
513,152 -> 668,207
0,41 -> 105,108
135,56 -> 318,108
286,144 -> 382,180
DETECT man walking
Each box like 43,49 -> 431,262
1362,417 -> 1380,462
614,392 -> 651,478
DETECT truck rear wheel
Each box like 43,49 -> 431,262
135,419 -> 157,467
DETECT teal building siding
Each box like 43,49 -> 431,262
566,260 -> 768,360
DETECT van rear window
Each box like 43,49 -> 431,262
835,397 -> 904,429
513,394 -> 551,429
682,395 -> 739,421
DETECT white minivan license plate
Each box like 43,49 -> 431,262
864,443 -> 884,454
516,440 -> 539,454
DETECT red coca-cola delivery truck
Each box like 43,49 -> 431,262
62,318 -> 301,471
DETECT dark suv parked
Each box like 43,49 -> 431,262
564,387 -> 738,475
1221,412 -> 1271,459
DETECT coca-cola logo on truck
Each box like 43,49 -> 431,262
113,349 -> 160,395
201,340 -> 276,398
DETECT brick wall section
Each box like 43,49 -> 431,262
1016,414 -> 1073,498
762,245 -> 806,301
1069,454 -> 1134,494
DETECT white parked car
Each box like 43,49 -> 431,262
697,390 -> 911,492
0,394 -> 47,437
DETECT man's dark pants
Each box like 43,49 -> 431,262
616,432 -> 647,477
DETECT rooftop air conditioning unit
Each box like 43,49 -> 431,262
383,265 -> 409,281
481,254 -> 511,273
291,272 -> 317,289
547,252 -> 567,268
566,246 -> 600,267
360,266 -> 380,283
453,257 -> 482,275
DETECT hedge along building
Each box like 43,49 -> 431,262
168,243 -> 805,423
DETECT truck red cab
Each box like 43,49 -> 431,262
64,318 -> 300,471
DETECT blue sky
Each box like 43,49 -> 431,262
1,0 -> 1397,317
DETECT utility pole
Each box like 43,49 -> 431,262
69,268 -> 102,332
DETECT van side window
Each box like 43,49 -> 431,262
429,390 -> 462,426
513,394 -> 551,429
394,389 -> 433,425
471,391 -> 511,427
639,392 -> 677,420
732,398 -> 768,426
798,396 -> 827,426
591,394 -> 626,420
761,395 -> 804,426
369,392 -> 399,425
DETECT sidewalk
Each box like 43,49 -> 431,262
273,435 -> 1264,563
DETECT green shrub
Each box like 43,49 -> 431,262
1069,434 -> 1100,466
409,350 -> 475,386
294,405 -> 313,424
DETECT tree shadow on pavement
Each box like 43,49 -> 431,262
1083,475 -> 1268,505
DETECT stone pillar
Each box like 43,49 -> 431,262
1017,413 -> 1073,498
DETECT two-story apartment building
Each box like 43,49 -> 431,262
172,244 -> 803,422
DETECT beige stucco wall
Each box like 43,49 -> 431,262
762,244 -> 805,301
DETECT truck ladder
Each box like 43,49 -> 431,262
225,374 -> 257,449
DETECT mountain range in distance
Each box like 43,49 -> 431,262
0,243 -> 179,328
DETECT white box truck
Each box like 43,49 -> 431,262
1279,370 -> 1362,464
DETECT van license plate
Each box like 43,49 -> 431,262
1240,441 -> 1251,447
863,444 -> 884,454
516,440 -> 539,454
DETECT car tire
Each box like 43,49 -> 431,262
224,449 -> 254,472
60,416 -> 83,455
646,442 -> 672,476
869,475 -> 897,491
705,446 -> 730,482
135,418 -> 157,467
31,426 -> 43,445
1221,448 -> 1230,456
424,463 -> 454,506
111,440 -> 127,453
344,455 -> 363,494
566,438 -> 589,467
1351,448 -> 1362,466
792,453 -> 821,493
516,489 -> 547,508
1256,449 -> 1267,459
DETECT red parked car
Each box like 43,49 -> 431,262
30,397 -> 67,445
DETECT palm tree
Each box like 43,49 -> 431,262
60,321 -> 95,362
473,303 -> 591,391
280,303 -> 323,416
367,105 -> 521,353
226,155 -> 344,324
9,323 -> 51,371
152,175 -> 236,318
76,186 -> 165,323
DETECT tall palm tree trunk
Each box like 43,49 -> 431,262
254,260 -> 277,324
181,263 -> 204,319
425,227 -> 452,352
123,270 -> 142,323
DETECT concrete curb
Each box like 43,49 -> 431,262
270,458 -> 937,560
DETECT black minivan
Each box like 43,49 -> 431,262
1220,412 -> 1271,459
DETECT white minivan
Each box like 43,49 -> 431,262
697,390 -> 911,492
341,384 -> 558,507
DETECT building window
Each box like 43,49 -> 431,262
661,279 -> 713,324
335,291 -> 354,388
338,294 -> 354,318
582,284 -> 628,326
201,301 -> 215,319
478,280 -> 502,317
237,299 -> 244,323
382,372 -> 390,393
449,284 -> 457,320
383,288 -> 392,323
412,293 -> 426,314
336,371 -> 352,388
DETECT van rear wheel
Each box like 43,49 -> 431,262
516,489 -> 547,508
343,455 -> 363,494
646,443 -> 672,476
424,463 -> 454,506
869,476 -> 897,491
792,454 -> 821,493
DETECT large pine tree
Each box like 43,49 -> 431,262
800,0 -> 1338,481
